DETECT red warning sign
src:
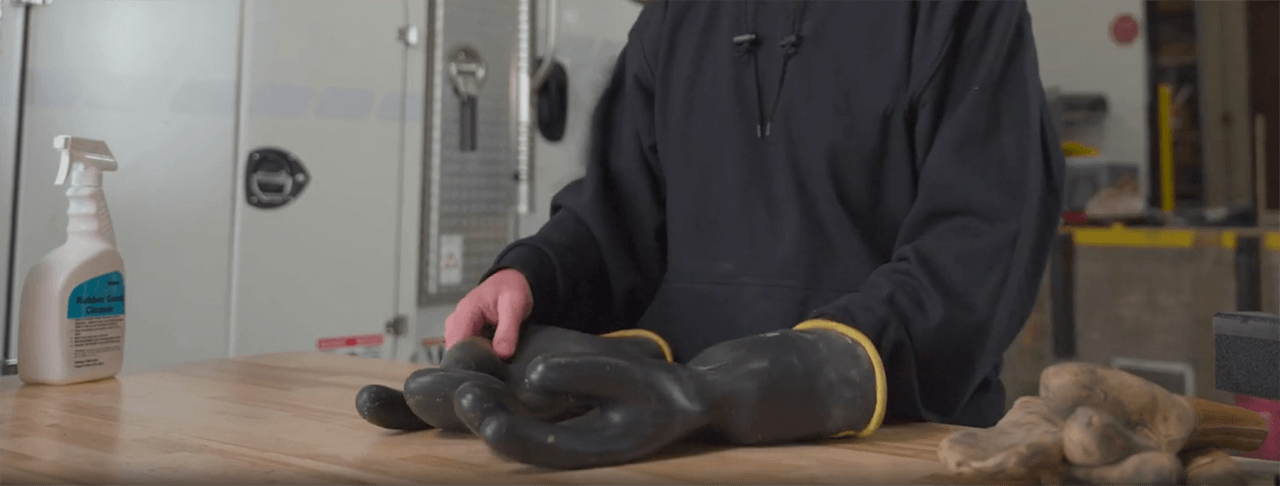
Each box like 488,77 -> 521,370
1111,14 -> 1140,46
317,334 -> 384,350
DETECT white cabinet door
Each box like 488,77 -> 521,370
231,0 -> 417,357
6,0 -> 241,370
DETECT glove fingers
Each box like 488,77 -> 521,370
1070,450 -> 1185,485
403,367 -> 504,433
491,293 -> 527,359
1062,406 -> 1155,467
1182,448 -> 1250,486
444,302 -> 488,350
937,396 -> 1066,479
440,336 -> 508,379
454,380 -> 656,470
354,384 -> 434,431
524,353 -> 648,402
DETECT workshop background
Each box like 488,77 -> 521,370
0,0 -> 1275,437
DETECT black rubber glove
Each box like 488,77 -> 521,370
355,324 -> 672,433
452,320 -> 888,469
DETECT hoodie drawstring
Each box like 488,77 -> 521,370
734,1 -> 806,138
734,2 -> 765,137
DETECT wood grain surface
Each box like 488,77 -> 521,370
0,352 -> 1118,484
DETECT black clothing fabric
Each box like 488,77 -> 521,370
484,0 -> 1065,428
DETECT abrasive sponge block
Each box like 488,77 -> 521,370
1214,311 -> 1280,400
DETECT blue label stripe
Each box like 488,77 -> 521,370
67,271 -> 125,319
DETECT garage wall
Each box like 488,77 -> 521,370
4,0 -> 429,371
0,2 -> 26,369
517,0 -> 643,237
5,0 -> 242,371
415,0 -> 642,343
1027,0 -> 1149,195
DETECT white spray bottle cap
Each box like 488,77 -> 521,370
54,135 -> 118,187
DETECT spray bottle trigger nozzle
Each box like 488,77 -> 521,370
55,151 -> 70,186
53,135 -> 117,186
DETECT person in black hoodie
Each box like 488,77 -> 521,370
438,0 -> 1066,468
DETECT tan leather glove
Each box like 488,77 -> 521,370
938,362 -> 1268,485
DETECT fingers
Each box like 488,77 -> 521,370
1070,451 -> 1185,486
452,354 -> 705,469
491,292 -> 528,359
524,353 -> 653,402
454,380 -> 651,470
1182,448 -> 1250,486
1061,406 -> 1154,467
440,337 -> 508,378
444,302 -> 485,351
403,367 -> 505,433
936,396 -> 1065,479
453,378 -> 520,434
444,270 -> 532,356
354,384 -> 433,431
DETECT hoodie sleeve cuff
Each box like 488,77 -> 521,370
484,243 -> 561,323
793,318 -> 888,438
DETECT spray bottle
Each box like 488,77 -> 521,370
18,135 -> 125,385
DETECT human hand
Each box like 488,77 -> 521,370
938,362 -> 1268,485
444,268 -> 533,359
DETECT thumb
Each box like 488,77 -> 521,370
490,291 -> 528,359
525,353 -> 650,401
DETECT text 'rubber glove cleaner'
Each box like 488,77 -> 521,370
18,135 -> 125,385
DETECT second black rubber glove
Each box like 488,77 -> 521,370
355,324 -> 672,433
453,320 -> 888,469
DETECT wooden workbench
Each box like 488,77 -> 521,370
4,353 -> 1275,485
0,352 -> 984,485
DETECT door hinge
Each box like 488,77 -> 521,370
398,24 -> 420,47
385,314 -> 408,336
2,358 -> 16,376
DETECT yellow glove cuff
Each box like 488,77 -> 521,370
600,328 -> 675,363
793,319 -> 888,439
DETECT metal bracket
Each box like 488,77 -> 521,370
384,314 -> 408,336
398,24 -> 420,47
11,0 -> 51,6
2,358 -> 16,376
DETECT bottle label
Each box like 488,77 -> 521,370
67,271 -> 125,370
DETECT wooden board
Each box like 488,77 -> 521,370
1197,0 -> 1254,209
0,352 -> 984,485
1247,1 -> 1279,211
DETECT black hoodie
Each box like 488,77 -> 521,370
485,0 -> 1065,428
